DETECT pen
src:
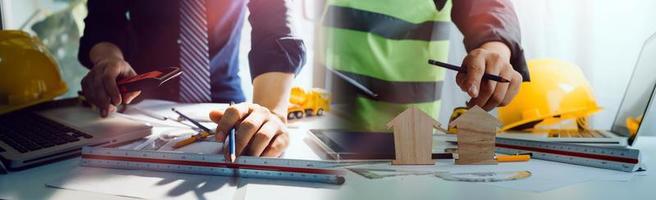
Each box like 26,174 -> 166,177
427,59 -> 510,83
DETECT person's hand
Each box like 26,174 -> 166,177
456,41 -> 523,111
81,57 -> 140,117
210,103 -> 289,159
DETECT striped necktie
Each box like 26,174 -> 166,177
179,0 -> 212,103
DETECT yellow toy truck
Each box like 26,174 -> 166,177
287,87 -> 330,120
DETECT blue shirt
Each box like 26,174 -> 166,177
79,0 -> 306,103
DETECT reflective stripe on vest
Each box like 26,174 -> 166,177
323,0 -> 452,131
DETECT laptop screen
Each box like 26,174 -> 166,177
611,32 -> 656,146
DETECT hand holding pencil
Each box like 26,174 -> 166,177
209,103 -> 290,162
436,41 -> 524,111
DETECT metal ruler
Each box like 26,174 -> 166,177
80,146 -> 346,185
496,138 -> 643,172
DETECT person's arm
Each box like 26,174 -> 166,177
252,72 -> 295,120
247,0 -> 305,117
79,0 -> 139,117
78,0 -> 131,69
451,0 -> 528,111
212,0 -> 306,158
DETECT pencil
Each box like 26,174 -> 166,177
228,101 -> 236,163
171,108 -> 212,133
173,130 -> 211,149
495,154 -> 531,162
328,68 -> 379,98
427,59 -> 510,82
229,128 -> 236,162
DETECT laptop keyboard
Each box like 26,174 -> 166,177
0,111 -> 93,153
547,129 -> 608,138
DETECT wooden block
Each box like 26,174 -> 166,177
387,107 -> 441,165
451,106 -> 500,165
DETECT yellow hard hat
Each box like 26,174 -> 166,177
0,30 -> 68,114
499,59 -> 601,131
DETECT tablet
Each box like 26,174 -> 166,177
308,129 -> 452,160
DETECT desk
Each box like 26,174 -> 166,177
335,137 -> 654,200
1,108 -> 654,199
0,103 -> 343,200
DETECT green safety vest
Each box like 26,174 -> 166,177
323,0 -> 452,131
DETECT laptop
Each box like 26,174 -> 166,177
500,32 -> 656,146
0,98 -> 152,171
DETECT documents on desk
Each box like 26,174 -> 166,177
44,99 -> 339,199
119,99 -> 228,124
41,99 -> 643,199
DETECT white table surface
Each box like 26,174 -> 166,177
337,138 -> 654,200
1,110 -> 654,200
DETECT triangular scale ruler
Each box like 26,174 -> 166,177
496,138 -> 644,172
80,146 -> 346,185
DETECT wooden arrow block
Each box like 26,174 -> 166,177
451,106 -> 500,165
387,107 -> 441,165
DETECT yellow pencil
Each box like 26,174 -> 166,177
495,154 -> 531,162
173,131 -> 211,149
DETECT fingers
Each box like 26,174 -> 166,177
245,121 -> 278,156
459,47 -> 523,111
103,67 -> 122,106
480,67 -> 521,110
95,83 -> 112,117
500,70 -> 523,107
215,103 -> 252,142
468,55 -> 505,110
121,69 -> 140,104
482,68 -> 511,111
209,110 -> 226,140
89,72 -> 112,117
232,106 -> 270,157
81,75 -> 105,115
209,110 -> 224,123
80,59 -> 139,117
123,91 -> 141,104
461,50 -> 486,98
455,72 -> 466,92
212,103 -> 290,158
261,133 -> 289,157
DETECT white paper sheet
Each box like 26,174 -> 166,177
345,158 -> 637,193
43,100 -> 236,199
109,99 -> 225,130
46,167 -> 240,200
125,99 -> 228,122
